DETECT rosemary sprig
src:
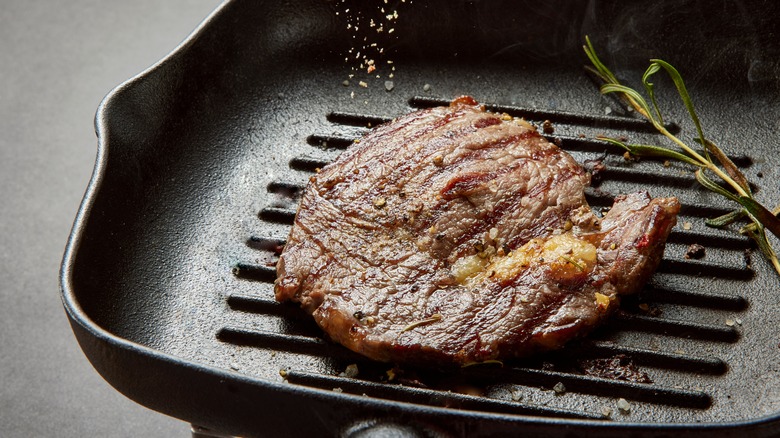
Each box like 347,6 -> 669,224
400,313 -> 443,333
583,36 -> 780,277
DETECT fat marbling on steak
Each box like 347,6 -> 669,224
275,96 -> 680,366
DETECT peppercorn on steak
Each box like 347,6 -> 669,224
275,96 -> 680,366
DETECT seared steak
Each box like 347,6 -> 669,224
275,96 -> 680,366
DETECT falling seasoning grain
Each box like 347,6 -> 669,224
601,406 -> 613,418
384,80 -> 394,91
553,382 -> 566,394
338,2 -> 411,86
423,83 -> 431,92
359,81 -> 368,88
617,398 -> 631,413
682,222 -> 692,230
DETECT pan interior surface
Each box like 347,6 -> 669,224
65,0 -> 780,433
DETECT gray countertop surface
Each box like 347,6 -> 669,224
0,1 -> 222,436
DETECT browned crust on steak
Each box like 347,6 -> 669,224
275,97 -> 680,366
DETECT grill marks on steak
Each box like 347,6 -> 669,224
275,96 -> 680,366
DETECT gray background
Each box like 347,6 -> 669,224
0,1 -> 222,436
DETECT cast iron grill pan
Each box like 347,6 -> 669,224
230,94 -> 746,413
61,1 -> 780,436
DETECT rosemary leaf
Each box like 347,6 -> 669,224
599,84 -> 656,124
400,314 -> 443,333
584,65 -> 613,86
648,59 -> 709,162
694,137 -> 751,194
694,169 -> 741,202
739,196 -> 780,240
642,63 -> 664,125
559,255 -> 585,271
599,137 -> 702,166
745,227 -> 780,275
705,209 -> 745,228
583,36 -> 619,85
759,205 -> 780,233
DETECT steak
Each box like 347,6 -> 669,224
275,96 -> 680,366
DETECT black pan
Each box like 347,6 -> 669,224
61,0 -> 780,436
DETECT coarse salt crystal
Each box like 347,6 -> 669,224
340,364 -> 359,378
